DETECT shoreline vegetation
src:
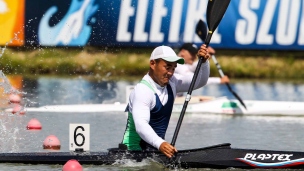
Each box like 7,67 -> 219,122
1,46 -> 304,80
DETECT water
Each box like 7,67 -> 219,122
1,76 -> 304,170
21,77 -> 304,107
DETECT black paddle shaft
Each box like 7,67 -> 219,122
171,0 -> 231,147
211,55 -> 247,109
171,57 -> 206,146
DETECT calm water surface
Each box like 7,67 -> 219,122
1,76 -> 304,171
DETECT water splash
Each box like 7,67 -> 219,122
0,29 -> 21,58
0,32 -> 27,152
0,81 -> 25,153
0,113 -> 23,152
112,158 -> 151,167
0,42 -> 9,58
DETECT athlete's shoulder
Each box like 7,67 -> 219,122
133,77 -> 155,94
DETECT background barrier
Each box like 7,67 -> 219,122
0,0 -> 303,50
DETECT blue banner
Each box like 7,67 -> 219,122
25,0 -> 304,50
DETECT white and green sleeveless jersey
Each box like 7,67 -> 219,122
122,61 -> 210,150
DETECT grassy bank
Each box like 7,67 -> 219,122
1,47 -> 304,79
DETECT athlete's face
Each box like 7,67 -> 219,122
149,59 -> 177,87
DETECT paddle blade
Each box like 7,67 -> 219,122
206,0 -> 231,32
204,0 -> 231,45
195,19 -> 208,42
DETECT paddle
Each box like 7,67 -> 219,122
195,19 -> 247,110
171,0 -> 231,147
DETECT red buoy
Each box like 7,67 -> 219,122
62,159 -> 83,171
43,135 -> 61,150
26,118 -> 42,130
9,94 -> 21,104
12,104 -> 25,115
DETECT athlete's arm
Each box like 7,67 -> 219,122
206,77 -> 221,85
130,84 -> 165,149
188,61 -> 198,73
174,60 -> 210,93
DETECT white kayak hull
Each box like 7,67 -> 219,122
173,97 -> 304,116
7,97 -> 304,116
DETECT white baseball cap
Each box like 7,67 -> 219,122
150,46 -> 185,64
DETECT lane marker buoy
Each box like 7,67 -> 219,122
43,135 -> 61,150
62,159 -> 83,171
26,118 -> 42,130
12,104 -> 25,115
9,94 -> 21,104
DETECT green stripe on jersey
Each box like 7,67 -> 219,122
122,112 -> 142,150
140,80 -> 156,93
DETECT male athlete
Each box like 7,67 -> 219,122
121,44 -> 210,158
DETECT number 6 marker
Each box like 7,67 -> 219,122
69,124 -> 90,152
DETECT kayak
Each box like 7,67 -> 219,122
8,96 -> 304,116
172,96 -> 304,116
1,143 -> 304,169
